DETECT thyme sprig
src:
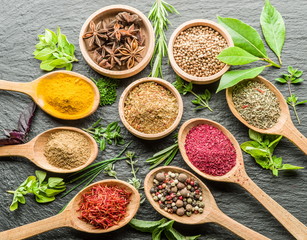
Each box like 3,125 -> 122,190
275,66 -> 307,124
173,76 -> 213,111
148,0 -> 179,78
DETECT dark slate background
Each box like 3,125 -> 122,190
0,0 -> 306,239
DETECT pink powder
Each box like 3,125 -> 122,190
184,124 -> 236,176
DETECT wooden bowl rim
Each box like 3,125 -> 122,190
118,77 -> 183,140
226,75 -> 290,134
34,70 -> 100,120
177,118 -> 244,182
79,5 -> 155,79
168,19 -> 234,85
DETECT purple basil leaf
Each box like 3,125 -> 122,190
9,130 -> 26,140
0,138 -> 24,146
17,101 -> 37,134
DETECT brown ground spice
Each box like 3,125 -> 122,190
124,82 -> 179,134
44,130 -> 91,169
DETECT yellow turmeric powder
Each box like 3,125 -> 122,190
36,73 -> 95,119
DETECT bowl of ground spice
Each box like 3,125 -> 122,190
168,19 -> 233,84
119,77 -> 183,140
79,5 -> 155,78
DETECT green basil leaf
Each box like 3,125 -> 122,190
291,78 -> 304,84
241,141 -> 269,158
165,227 -> 201,240
217,47 -> 260,65
293,70 -> 303,78
48,177 -> 64,188
65,62 -> 73,71
281,164 -> 304,170
272,168 -> 279,176
268,135 -> 282,154
275,77 -> 287,83
33,48 -> 55,60
260,0 -> 285,63
248,129 -> 263,143
35,194 -> 55,203
50,58 -> 69,67
44,188 -> 66,197
272,156 -> 283,168
40,59 -> 56,71
297,100 -> 307,105
44,29 -> 57,45
217,16 -> 267,58
158,220 -> 174,230
216,66 -> 265,92
152,227 -> 164,240
35,170 -> 47,184
10,201 -> 19,211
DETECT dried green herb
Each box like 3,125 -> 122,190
216,0 -> 285,92
33,27 -> 78,71
173,76 -> 213,111
241,129 -> 303,176
92,77 -> 119,106
275,66 -> 307,124
7,170 -> 66,211
148,0 -> 179,78
83,119 -> 124,151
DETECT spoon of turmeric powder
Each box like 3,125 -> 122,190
0,126 -> 98,173
0,70 -> 100,120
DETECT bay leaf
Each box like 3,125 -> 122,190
217,46 -> 260,65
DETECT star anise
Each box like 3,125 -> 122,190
82,21 -> 108,47
93,47 -> 106,64
116,12 -> 141,26
119,38 -> 144,69
108,22 -> 123,41
118,24 -> 139,39
104,42 -> 123,69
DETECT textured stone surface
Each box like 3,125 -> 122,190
0,0 -> 306,239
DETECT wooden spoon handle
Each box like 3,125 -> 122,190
0,212 -> 69,240
280,121 -> 307,154
0,142 -> 34,160
209,208 -> 270,240
0,80 -> 35,96
240,177 -> 307,239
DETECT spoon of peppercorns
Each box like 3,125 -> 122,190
178,118 -> 307,240
144,166 -> 270,240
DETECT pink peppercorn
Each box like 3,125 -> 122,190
185,124 -> 236,176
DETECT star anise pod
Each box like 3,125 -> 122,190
118,24 -> 139,39
82,21 -> 108,47
119,38 -> 144,69
93,47 -> 106,64
104,42 -> 123,69
108,22 -> 123,42
116,12 -> 141,26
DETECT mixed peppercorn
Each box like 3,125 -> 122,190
150,171 -> 204,217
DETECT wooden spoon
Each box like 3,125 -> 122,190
178,118 -> 307,240
145,166 -> 270,240
0,179 -> 140,240
0,70 -> 100,120
0,127 -> 98,173
226,76 -> 307,154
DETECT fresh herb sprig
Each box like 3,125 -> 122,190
7,170 -> 66,211
146,135 -> 179,169
241,129 -> 303,176
92,77 -> 119,106
148,0 -> 179,78
173,76 -> 213,111
0,101 -> 36,146
275,66 -> 307,124
130,218 -> 201,240
83,119 -> 124,151
33,27 -> 78,71
216,0 -> 285,92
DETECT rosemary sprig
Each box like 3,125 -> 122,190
173,76 -> 213,111
148,0 -> 179,78
146,136 -> 179,169
83,118 -> 124,151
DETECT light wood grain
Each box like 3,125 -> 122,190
0,70 -> 100,120
226,76 -> 307,154
144,166 -> 270,240
118,77 -> 183,140
168,19 -> 234,84
0,127 -> 98,174
0,179 -> 141,240
79,5 -> 155,79
178,118 -> 307,240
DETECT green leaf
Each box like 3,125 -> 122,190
260,0 -> 285,63
10,201 -> 19,211
40,60 -> 56,71
44,188 -> 66,197
275,77 -> 287,83
297,100 -> 307,105
33,48 -> 55,60
35,194 -> 55,203
268,135 -> 282,154
35,170 -> 47,184
165,227 -> 201,240
152,227 -> 164,240
217,66 -> 265,92
272,168 -> 279,176
272,156 -> 283,168
248,129 -> 263,143
49,58 -> 69,67
281,164 -> 304,170
48,177 -> 64,188
241,141 -> 269,158
217,16 -> 267,58
291,78 -> 304,84
158,220 -> 174,230
44,29 -> 57,45
217,46 -> 260,65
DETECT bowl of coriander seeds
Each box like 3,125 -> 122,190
168,19 -> 234,84
79,5 -> 155,78
118,77 -> 183,140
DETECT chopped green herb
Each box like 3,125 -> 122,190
92,77 -> 119,106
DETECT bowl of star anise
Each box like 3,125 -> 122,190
79,5 -> 155,78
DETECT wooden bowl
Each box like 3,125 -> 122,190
79,5 -> 155,79
118,77 -> 183,140
168,19 -> 234,84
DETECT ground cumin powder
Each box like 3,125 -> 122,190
44,130 -> 91,169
